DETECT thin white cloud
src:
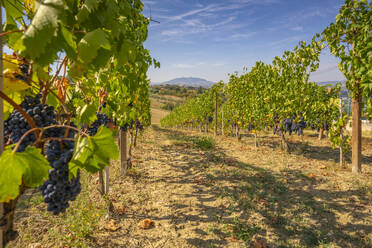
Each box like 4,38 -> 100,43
284,7 -> 336,24
142,1 -> 156,5
172,62 -> 225,68
161,4 -> 219,22
160,16 -> 236,37
215,32 -> 256,41
291,26 -> 303,32
230,0 -> 279,4
173,63 -> 196,69
268,35 -> 305,47
231,32 -> 256,39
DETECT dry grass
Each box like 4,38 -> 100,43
7,125 -> 372,248
150,98 -> 170,124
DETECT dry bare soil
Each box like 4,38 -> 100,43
8,126 -> 372,248
150,96 -> 172,124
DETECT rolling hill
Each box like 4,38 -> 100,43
151,77 -> 215,88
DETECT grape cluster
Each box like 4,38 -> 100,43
120,123 -> 130,132
40,125 -> 81,215
247,123 -> 253,132
4,95 -> 56,152
282,117 -> 294,135
277,114 -> 306,136
19,64 -> 29,75
135,119 -> 144,131
273,126 -> 279,135
310,120 -> 330,132
323,122 -> 329,132
120,119 -> 144,132
291,117 -> 306,136
15,64 -> 29,82
87,113 -> 111,136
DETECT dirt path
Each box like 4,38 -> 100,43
9,125 -> 372,248
97,126 -> 372,248
98,126 -> 243,248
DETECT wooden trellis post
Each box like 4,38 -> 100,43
214,90 -> 218,137
119,129 -> 128,176
1,7 -> 4,247
221,108 -> 224,136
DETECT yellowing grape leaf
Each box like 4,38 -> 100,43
4,92 -> 22,119
3,70 -> 30,94
24,0 -> 36,13
3,54 -> 30,94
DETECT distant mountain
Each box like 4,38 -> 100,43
151,77 -> 215,88
316,80 -> 348,95
316,80 -> 346,87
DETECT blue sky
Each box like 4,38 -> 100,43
142,0 -> 347,83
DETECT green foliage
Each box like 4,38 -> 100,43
322,0 -> 372,119
1,0 -> 156,203
161,102 -> 177,111
162,39 -> 340,141
150,85 -> 207,98
77,28 -> 111,64
0,147 -> 50,202
69,126 -> 119,177
160,82 -> 224,128
14,0 -> 65,65
194,136 -> 216,150
76,104 -> 97,125
329,105 -> 351,154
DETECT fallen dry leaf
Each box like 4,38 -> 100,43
138,219 -> 154,229
104,220 -> 121,231
322,172 -> 329,176
308,173 -> 316,179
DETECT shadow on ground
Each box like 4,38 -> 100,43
148,125 -> 372,247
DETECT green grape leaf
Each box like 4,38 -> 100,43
46,91 -> 59,108
118,40 -> 133,65
60,26 -> 77,60
76,7 -> 90,24
90,48 -> 112,69
77,104 -> 97,125
2,0 -> 24,30
85,0 -> 100,11
0,147 -> 50,202
77,28 -> 111,64
69,126 -> 119,177
18,0 -> 65,63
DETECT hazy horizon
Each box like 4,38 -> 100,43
143,0 -> 346,84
